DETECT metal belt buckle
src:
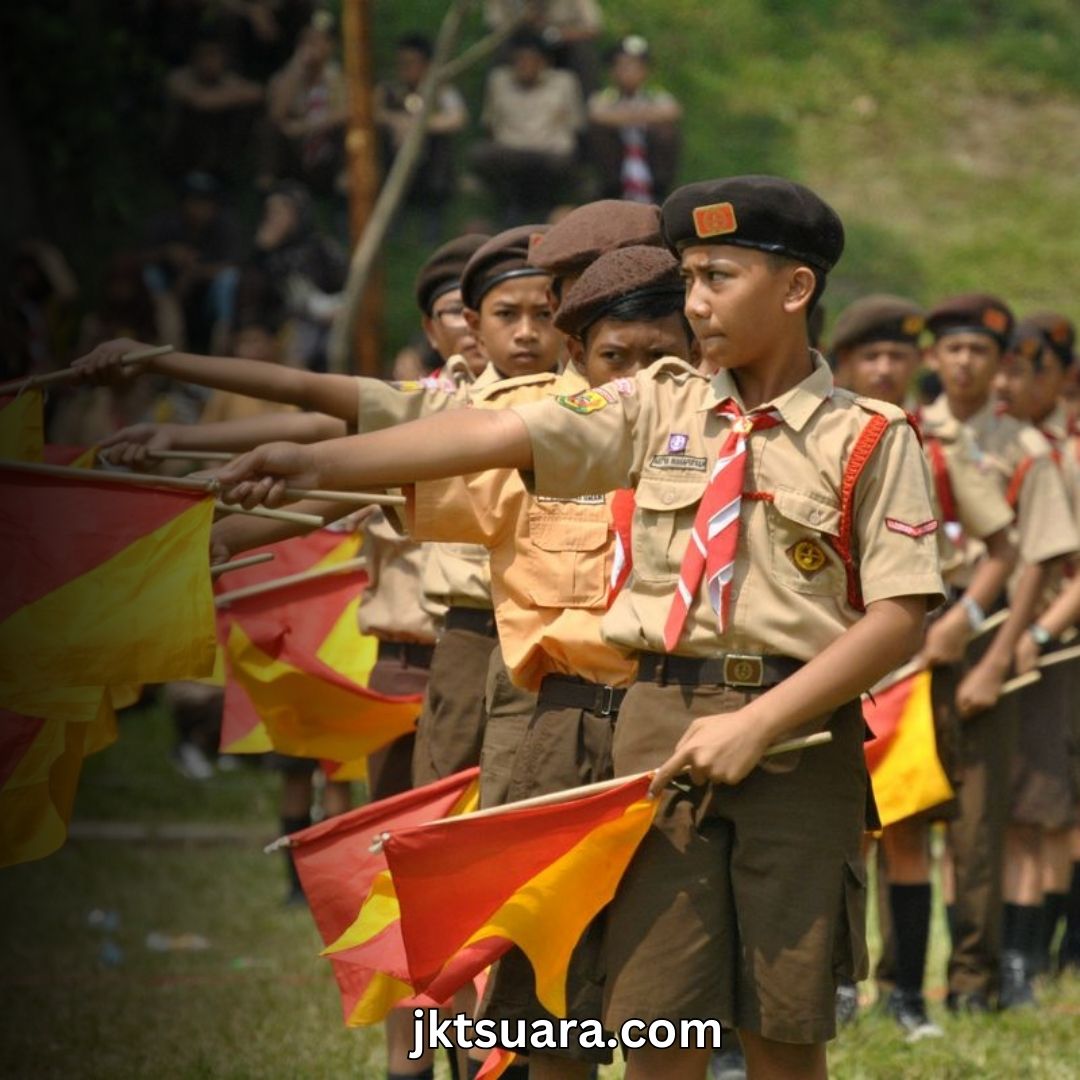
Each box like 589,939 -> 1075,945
596,684 -> 616,717
723,654 -> 764,688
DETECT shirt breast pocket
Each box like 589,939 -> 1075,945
766,486 -> 846,597
525,502 -> 610,607
631,476 -> 708,585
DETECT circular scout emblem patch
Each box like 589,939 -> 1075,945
788,539 -> 827,575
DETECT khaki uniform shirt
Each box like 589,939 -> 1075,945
353,361 -> 501,612
1037,401 -> 1073,450
482,67 -> 585,157
922,397 -> 1078,570
917,406 -> 1015,586
356,510 -> 441,644
511,354 -> 945,662
409,367 -> 638,691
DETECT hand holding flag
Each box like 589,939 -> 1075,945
215,442 -> 324,510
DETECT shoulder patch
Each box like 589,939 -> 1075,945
849,394 -> 907,424
555,389 -> 611,415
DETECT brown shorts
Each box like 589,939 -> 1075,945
478,648 -> 538,809
479,679 -> 620,1063
602,682 -> 868,1045
411,627 -> 497,788
365,650 -> 431,802
1010,659 -> 1074,830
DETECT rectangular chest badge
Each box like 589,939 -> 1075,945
649,454 -> 707,472
693,202 -> 738,239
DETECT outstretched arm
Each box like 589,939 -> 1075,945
72,338 -> 360,423
215,408 -> 534,508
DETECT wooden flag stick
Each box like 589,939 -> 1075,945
1036,642 -> 1080,670
213,502 -> 325,528
366,731 -> 835,851
0,345 -> 175,395
143,449 -> 236,462
209,552 -> 275,579
1000,670 -> 1041,696
867,657 -> 926,698
215,556 -> 367,607
971,608 -> 1009,640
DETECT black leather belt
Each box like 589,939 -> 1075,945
637,651 -> 802,689
445,606 -> 498,637
377,640 -> 436,669
539,674 -> 627,718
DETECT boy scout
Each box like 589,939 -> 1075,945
992,319 -> 1079,1003
409,246 -> 693,1077
216,174 -> 946,1078
921,294 -> 1078,1011
832,295 -> 1016,1037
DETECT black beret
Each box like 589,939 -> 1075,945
926,293 -> 1014,349
461,225 -> 551,311
554,245 -> 683,337
660,175 -> 845,274
1026,311 -> 1076,366
528,201 -> 662,277
1010,319 -> 1054,368
413,233 -> 490,315
829,294 -> 926,354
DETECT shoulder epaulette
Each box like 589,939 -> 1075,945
471,369 -> 562,405
648,356 -> 708,383
849,394 -> 907,425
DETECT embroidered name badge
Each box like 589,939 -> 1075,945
536,494 -> 606,505
649,454 -> 707,472
692,202 -> 738,239
788,539 -> 827,575
667,432 -> 689,453
885,518 -> 939,538
556,390 -> 609,415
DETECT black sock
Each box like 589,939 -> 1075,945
890,883 -> 932,995
1003,902 -> 1020,951
1005,903 -> 1042,963
466,1063 -> 528,1080
280,814 -> 311,894
946,902 -> 958,946
1041,891 -> 1068,964
388,1070 -> 434,1080
445,1044 -> 461,1080
1063,863 -> 1080,956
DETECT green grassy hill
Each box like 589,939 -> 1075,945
377,0 -> 1080,350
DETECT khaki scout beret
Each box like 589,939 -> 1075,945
460,224 -> 551,311
413,233 -> 490,315
659,175 -> 845,274
527,201 -> 663,276
926,292 -> 1014,349
1026,311 -> 1076,366
829,295 -> 926,354
554,245 -> 683,337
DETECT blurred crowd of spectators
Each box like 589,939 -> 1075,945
3,0 -> 683,447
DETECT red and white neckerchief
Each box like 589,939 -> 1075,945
662,401 -> 783,651
607,488 -> 635,607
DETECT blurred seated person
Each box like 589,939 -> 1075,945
588,34 -> 682,203
143,171 -> 243,354
200,315 -> 299,422
163,27 -> 263,182
240,181 -> 347,371
1,239 -> 80,382
375,33 -> 467,242
468,30 -> 585,223
217,0 -> 315,80
484,0 -> 603,94
259,13 -> 346,194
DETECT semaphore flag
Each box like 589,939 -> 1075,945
287,768 -> 480,1026
863,670 -> 953,826
0,392 -> 44,463
0,466 -> 216,690
351,774 -> 657,1018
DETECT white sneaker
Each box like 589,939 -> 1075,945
173,742 -> 214,781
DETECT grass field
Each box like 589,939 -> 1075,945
3,701 -> 1080,1078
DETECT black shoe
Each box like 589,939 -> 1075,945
886,989 -> 943,1042
835,982 -> 859,1027
710,1047 -> 747,1080
999,949 -> 1037,1009
945,990 -> 992,1015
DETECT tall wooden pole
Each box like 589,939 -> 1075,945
341,0 -> 381,376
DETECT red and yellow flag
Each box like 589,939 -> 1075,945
863,670 -> 953,827
355,775 -> 656,1018
220,533 -> 421,763
476,1049 -> 519,1079
0,467 -> 216,690
0,684 -> 117,867
288,768 -> 480,1026
0,392 -> 44,462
